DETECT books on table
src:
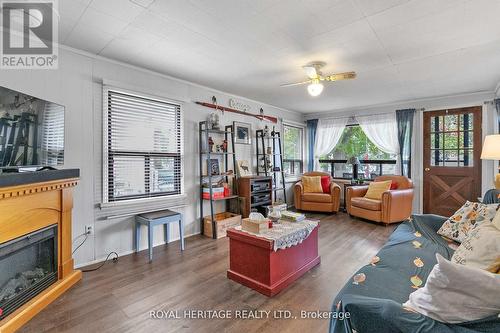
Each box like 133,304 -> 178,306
280,211 -> 305,222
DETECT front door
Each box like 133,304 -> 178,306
423,107 -> 482,216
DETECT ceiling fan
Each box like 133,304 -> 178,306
281,62 -> 356,97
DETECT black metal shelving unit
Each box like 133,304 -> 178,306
255,128 -> 286,203
198,121 -> 238,239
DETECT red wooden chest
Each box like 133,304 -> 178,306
226,226 -> 320,297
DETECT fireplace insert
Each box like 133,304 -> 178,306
0,225 -> 58,320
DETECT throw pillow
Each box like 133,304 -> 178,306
302,176 -> 323,193
320,176 -> 331,194
403,254 -> 500,323
390,181 -> 399,190
452,209 -> 500,272
364,180 -> 392,200
437,201 -> 499,243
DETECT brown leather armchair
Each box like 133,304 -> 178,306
346,175 -> 414,224
294,172 -> 341,213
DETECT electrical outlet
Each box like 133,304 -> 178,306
85,225 -> 93,235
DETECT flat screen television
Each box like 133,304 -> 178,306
0,86 -> 64,169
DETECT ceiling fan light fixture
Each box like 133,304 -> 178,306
307,81 -> 324,97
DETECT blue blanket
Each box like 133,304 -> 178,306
329,214 -> 500,333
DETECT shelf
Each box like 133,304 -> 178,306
201,151 -> 236,155
251,188 -> 272,195
201,173 -> 234,177
203,195 -> 239,201
251,200 -> 272,207
201,128 -> 233,135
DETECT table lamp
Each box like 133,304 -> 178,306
480,134 -> 500,189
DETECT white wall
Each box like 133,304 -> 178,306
0,47 -> 302,266
305,91 -> 498,213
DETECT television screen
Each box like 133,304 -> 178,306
0,86 -> 64,168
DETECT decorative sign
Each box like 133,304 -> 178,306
228,98 -> 251,113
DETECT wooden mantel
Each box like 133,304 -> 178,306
0,169 -> 80,333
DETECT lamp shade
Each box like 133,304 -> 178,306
480,135 -> 500,160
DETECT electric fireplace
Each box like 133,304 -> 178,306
0,225 -> 58,320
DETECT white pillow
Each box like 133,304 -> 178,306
437,201 -> 499,243
452,209 -> 500,272
403,254 -> 500,323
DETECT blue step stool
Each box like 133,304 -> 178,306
135,209 -> 185,262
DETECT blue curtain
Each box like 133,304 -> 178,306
396,109 -> 416,177
306,119 -> 318,172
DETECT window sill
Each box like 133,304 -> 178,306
100,194 -> 187,210
285,176 -> 301,183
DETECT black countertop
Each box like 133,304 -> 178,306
0,169 -> 80,188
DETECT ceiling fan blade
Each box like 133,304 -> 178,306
326,71 -> 357,81
280,80 -> 312,87
302,65 -> 318,79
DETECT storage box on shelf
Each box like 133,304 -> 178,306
203,212 -> 242,239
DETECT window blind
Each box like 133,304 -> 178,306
41,102 -> 65,166
104,88 -> 183,203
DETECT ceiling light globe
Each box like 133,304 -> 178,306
307,82 -> 324,97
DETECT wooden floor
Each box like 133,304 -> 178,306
19,213 -> 396,333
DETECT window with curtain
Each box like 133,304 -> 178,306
320,125 -> 397,179
283,124 -> 304,177
103,88 -> 183,203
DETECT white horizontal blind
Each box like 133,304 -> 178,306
104,88 -> 183,202
41,102 -> 65,165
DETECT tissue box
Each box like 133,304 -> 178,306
242,218 -> 270,234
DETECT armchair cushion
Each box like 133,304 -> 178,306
302,176 -> 323,193
320,176 -> 331,193
365,180 -> 392,200
351,197 -> 382,211
302,193 -> 333,203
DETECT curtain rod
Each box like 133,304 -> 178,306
318,108 -> 426,121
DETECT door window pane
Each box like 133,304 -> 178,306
459,113 -> 474,131
444,150 -> 458,166
443,132 -> 458,149
430,149 -> 443,166
444,114 -> 458,131
431,133 -> 443,149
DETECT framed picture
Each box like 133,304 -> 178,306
237,160 -> 252,177
233,121 -> 252,144
208,159 -> 220,175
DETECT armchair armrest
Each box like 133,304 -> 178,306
294,181 -> 304,209
346,185 -> 369,214
330,182 -> 341,212
381,189 -> 414,223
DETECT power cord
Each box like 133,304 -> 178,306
82,252 -> 119,272
72,230 -> 120,272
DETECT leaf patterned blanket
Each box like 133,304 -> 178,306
329,214 -> 500,333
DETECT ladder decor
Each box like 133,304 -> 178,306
198,121 -> 239,239
256,127 -> 287,204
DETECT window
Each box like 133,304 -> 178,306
320,125 -> 397,179
283,124 -> 304,177
103,88 -> 183,203
41,102 -> 65,165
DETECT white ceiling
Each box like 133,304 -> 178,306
60,0 -> 500,113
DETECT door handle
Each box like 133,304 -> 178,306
425,168 -> 431,171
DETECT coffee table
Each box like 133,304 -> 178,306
226,224 -> 320,297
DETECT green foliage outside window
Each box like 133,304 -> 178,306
322,125 -> 393,160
